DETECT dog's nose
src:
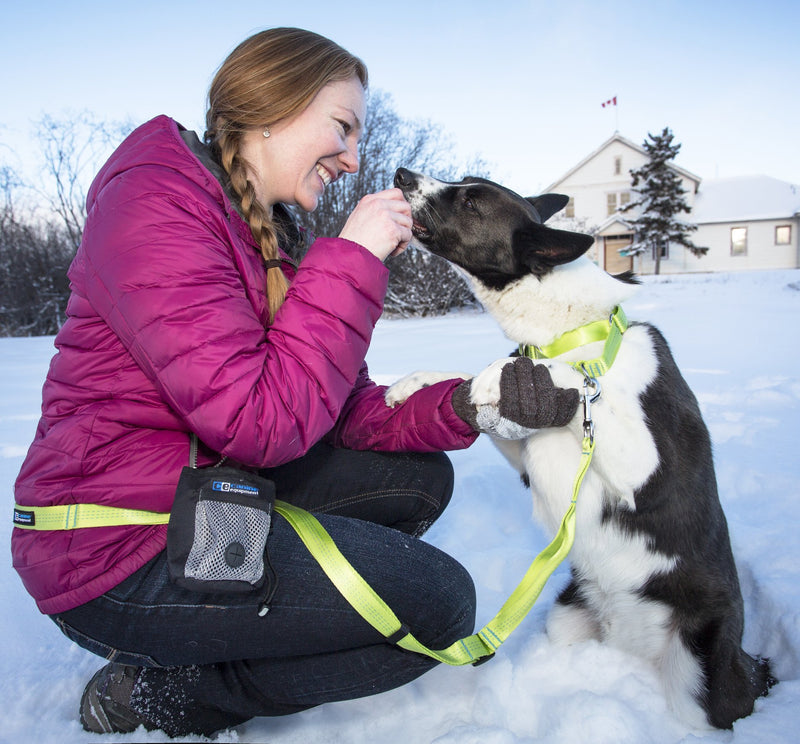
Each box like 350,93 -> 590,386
394,168 -> 412,188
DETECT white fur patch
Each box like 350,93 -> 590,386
402,173 -> 447,213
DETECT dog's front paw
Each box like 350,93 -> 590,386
468,357 -> 516,406
385,371 -> 472,407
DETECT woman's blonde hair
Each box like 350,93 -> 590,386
205,28 -> 368,322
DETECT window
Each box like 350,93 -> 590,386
564,197 -> 575,219
614,156 -> 622,176
606,191 -> 631,216
652,239 -> 669,260
731,227 -> 748,256
776,225 -> 792,245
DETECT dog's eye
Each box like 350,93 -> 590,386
463,197 -> 477,211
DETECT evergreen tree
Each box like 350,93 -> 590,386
621,127 -> 707,274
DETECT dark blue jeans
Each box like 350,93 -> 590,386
53,444 -> 476,737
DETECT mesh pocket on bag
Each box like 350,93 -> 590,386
184,499 -> 271,585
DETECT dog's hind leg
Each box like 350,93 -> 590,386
698,635 -> 775,729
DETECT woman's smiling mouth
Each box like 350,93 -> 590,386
316,163 -> 334,187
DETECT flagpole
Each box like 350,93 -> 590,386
601,96 -> 619,134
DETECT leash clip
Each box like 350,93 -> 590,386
581,373 -> 601,443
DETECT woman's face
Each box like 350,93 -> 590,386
243,76 -> 366,212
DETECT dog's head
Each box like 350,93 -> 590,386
394,168 -> 594,290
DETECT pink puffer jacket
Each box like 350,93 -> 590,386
12,115 -> 477,615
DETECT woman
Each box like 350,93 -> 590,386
12,28 -> 577,737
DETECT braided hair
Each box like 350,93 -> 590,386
204,28 -> 367,322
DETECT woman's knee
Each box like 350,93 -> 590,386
427,554 -> 476,648
384,536 -> 476,648
390,450 -> 455,536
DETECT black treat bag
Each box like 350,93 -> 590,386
168,465 -> 276,594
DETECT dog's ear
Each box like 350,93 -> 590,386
527,193 -> 569,223
514,222 -> 594,275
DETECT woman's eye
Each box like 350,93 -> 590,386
337,120 -> 352,135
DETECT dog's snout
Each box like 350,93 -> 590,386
394,168 -> 414,189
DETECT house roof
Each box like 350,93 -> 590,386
545,132 -> 702,191
594,214 -> 634,235
691,175 -> 800,224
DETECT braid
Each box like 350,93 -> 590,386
203,28 -> 369,323
214,125 -> 289,323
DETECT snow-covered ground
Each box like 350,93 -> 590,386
1,269 -> 799,743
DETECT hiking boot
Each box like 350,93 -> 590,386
79,662 -> 153,734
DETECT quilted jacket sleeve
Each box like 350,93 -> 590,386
80,165 -> 389,467
326,365 -> 478,452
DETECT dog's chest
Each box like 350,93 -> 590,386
518,324 -> 674,582
521,325 -> 661,511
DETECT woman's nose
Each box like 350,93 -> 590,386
340,141 -> 359,174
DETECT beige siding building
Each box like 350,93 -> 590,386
546,134 -> 800,274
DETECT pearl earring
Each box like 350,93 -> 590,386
263,127 -> 271,138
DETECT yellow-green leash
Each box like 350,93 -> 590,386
13,465 -> 590,666
14,307 -> 625,666
272,431 -> 594,666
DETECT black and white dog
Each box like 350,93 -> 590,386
386,168 -> 774,729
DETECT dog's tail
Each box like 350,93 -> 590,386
611,270 -> 640,285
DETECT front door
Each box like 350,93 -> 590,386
604,236 -> 633,274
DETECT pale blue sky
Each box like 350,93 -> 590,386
1,0 -> 798,196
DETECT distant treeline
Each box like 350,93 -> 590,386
1,97 -> 484,337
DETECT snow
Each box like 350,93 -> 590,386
2,269 -> 800,743
691,176 -> 800,224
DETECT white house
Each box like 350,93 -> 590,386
546,133 -> 800,274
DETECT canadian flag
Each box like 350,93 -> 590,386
602,96 -> 618,108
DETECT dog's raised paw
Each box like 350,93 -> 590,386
468,357 -> 515,406
384,371 -> 472,407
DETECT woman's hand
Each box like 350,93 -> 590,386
338,188 -> 413,261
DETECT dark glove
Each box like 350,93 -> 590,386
452,357 -> 579,438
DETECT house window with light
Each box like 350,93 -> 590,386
731,227 -> 748,256
565,197 -> 575,218
775,225 -> 792,245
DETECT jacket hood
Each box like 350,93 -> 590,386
88,115 -> 234,220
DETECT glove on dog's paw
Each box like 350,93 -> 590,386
452,356 -> 579,438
